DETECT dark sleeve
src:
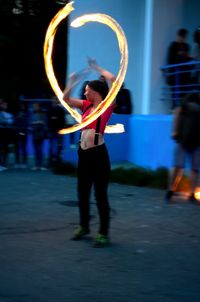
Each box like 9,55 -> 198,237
167,42 -> 176,64
182,94 -> 200,113
125,89 -> 132,114
186,43 -> 190,55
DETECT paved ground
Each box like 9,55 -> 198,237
0,169 -> 200,302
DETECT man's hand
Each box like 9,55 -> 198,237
88,57 -> 98,71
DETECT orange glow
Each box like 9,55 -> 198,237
105,123 -> 125,134
43,1 -> 128,134
194,187 -> 200,201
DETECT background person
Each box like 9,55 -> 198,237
191,26 -> 200,86
0,100 -> 14,171
113,82 -> 133,114
165,92 -> 200,203
166,28 -> 191,109
47,96 -> 66,167
14,102 -> 29,169
30,102 -> 48,171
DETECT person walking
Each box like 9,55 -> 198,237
165,92 -> 200,203
63,59 -> 116,247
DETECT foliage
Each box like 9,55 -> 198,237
110,166 -> 168,189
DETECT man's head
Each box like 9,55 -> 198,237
85,80 -> 109,101
1,100 -> 8,111
177,28 -> 188,42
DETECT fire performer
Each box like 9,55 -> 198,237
63,58 -> 116,247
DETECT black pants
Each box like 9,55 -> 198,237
33,138 -> 44,168
15,133 -> 28,164
48,132 -> 63,166
77,144 -> 110,235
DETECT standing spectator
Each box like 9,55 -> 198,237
192,26 -> 200,60
191,26 -> 200,86
165,93 -> 200,203
14,102 -> 29,168
0,100 -> 14,171
30,102 -> 48,171
65,112 -> 77,148
166,28 -> 191,109
47,96 -> 66,167
113,82 -> 133,114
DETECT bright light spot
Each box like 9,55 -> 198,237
194,188 -> 200,201
71,19 -> 85,27
105,124 -> 125,134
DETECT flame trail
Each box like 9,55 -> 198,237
43,1 -> 128,134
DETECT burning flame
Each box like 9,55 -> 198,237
105,123 -> 125,134
194,187 -> 200,201
43,1 -> 128,134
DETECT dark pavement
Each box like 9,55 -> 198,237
0,169 -> 200,302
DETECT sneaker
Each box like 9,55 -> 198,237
0,165 -> 7,172
31,166 -> 39,171
93,233 -> 109,248
21,164 -> 27,169
14,164 -> 21,169
39,167 -> 48,171
165,190 -> 174,202
71,227 -> 90,241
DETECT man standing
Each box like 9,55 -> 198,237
167,28 -> 191,109
165,93 -> 200,202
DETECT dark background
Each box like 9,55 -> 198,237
0,0 -> 68,112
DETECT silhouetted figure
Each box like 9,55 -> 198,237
14,102 -> 29,168
114,83 -> 132,114
165,93 -> 200,203
0,100 -> 14,170
30,103 -> 48,171
167,28 -> 191,109
47,97 -> 66,167
191,26 -> 200,86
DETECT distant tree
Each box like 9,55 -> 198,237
0,0 -> 68,110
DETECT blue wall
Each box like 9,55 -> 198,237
56,0 -> 199,170
127,115 -> 174,169
60,114 -> 175,170
67,0 -> 145,114
26,113 -> 174,170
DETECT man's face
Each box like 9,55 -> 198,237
1,101 -> 8,111
84,85 -> 96,102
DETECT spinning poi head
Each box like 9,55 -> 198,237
43,1 -> 128,134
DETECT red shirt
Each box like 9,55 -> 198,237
82,100 -> 114,134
